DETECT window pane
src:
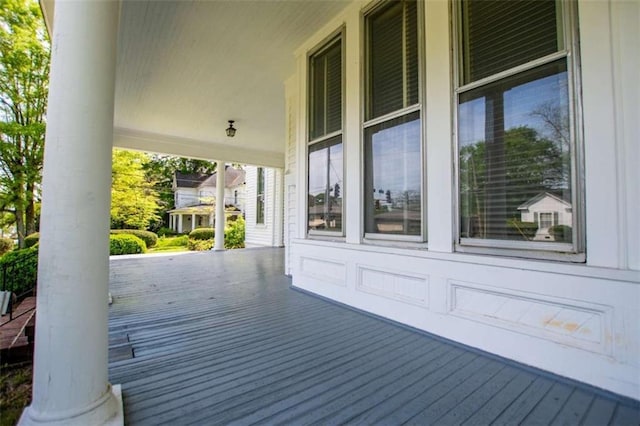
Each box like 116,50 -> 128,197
365,112 -> 421,235
309,38 -> 342,139
308,136 -> 343,232
458,60 -> 572,243
256,168 -> 265,224
461,0 -> 561,85
367,0 -> 418,120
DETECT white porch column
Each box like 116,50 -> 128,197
214,162 -> 226,251
21,2 -> 122,426
178,214 -> 183,234
191,213 -> 196,229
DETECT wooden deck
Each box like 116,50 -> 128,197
109,248 -> 639,425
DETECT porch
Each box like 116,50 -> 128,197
108,248 -> 638,425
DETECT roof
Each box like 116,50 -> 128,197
200,166 -> 246,189
517,192 -> 572,210
174,172 -> 209,189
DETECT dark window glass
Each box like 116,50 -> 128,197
460,0 -> 561,85
309,38 -> 342,139
256,167 -> 265,224
367,0 -> 418,120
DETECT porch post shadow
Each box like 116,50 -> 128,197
20,2 -> 123,425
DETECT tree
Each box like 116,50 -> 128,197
0,0 -> 49,247
459,126 -> 567,238
111,149 -> 161,230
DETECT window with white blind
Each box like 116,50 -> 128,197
455,0 -> 582,255
308,34 -> 343,234
364,0 -> 422,239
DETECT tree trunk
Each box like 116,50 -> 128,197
15,208 -> 25,248
25,182 -> 36,236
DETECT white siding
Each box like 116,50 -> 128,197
290,0 -> 640,399
284,77 -> 298,275
245,166 -> 283,247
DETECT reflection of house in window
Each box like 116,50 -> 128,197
518,192 -> 572,241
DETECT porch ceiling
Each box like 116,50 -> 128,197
41,0 -> 351,167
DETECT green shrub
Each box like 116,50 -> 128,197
0,246 -> 38,294
110,229 -> 158,248
109,234 -> 147,255
224,216 -> 245,249
0,237 -> 14,256
189,227 -> 214,241
187,238 -> 213,251
506,220 -> 538,240
157,227 -> 177,237
24,232 -> 40,248
550,225 -> 572,243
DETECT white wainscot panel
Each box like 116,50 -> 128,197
299,256 -> 347,287
357,265 -> 429,307
449,281 -> 613,355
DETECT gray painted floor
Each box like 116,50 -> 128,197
108,248 -> 639,425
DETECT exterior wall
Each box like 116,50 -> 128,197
175,188 -> 198,208
284,76 -> 298,275
290,0 -> 640,399
245,165 -> 284,247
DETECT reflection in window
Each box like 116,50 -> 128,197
365,112 -> 421,235
458,60 -> 572,243
308,137 -> 343,232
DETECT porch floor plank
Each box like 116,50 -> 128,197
108,248 -> 640,426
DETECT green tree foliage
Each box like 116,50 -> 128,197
110,149 -> 161,230
0,0 -> 50,247
460,126 -> 567,239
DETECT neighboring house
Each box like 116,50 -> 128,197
168,166 -> 245,233
27,1 -> 639,424
518,192 -> 573,241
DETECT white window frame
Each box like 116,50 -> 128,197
452,0 -> 585,262
362,0 -> 426,243
306,29 -> 346,238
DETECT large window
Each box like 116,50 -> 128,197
456,0 -> 581,254
364,0 -> 422,238
308,34 -> 343,234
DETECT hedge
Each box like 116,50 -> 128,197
506,220 -> 538,240
187,238 -> 213,251
0,246 -> 38,294
550,225 -> 572,243
0,237 -> 13,256
24,232 -> 40,248
109,234 -> 147,255
189,228 -> 214,241
110,229 -> 158,248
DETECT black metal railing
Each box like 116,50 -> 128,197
1,250 -> 38,323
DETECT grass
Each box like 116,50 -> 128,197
149,235 -> 189,253
0,363 -> 32,426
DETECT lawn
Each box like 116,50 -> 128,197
149,235 -> 189,253
0,363 -> 32,426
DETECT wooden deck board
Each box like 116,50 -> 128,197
108,248 -> 640,426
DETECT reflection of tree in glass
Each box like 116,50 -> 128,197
460,126 -> 567,239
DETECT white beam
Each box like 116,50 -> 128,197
114,127 -> 285,169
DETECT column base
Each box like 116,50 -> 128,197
19,384 -> 123,426
212,247 -> 226,252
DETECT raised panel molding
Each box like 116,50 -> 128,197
449,281 -> 613,355
299,256 -> 347,287
356,265 -> 429,307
